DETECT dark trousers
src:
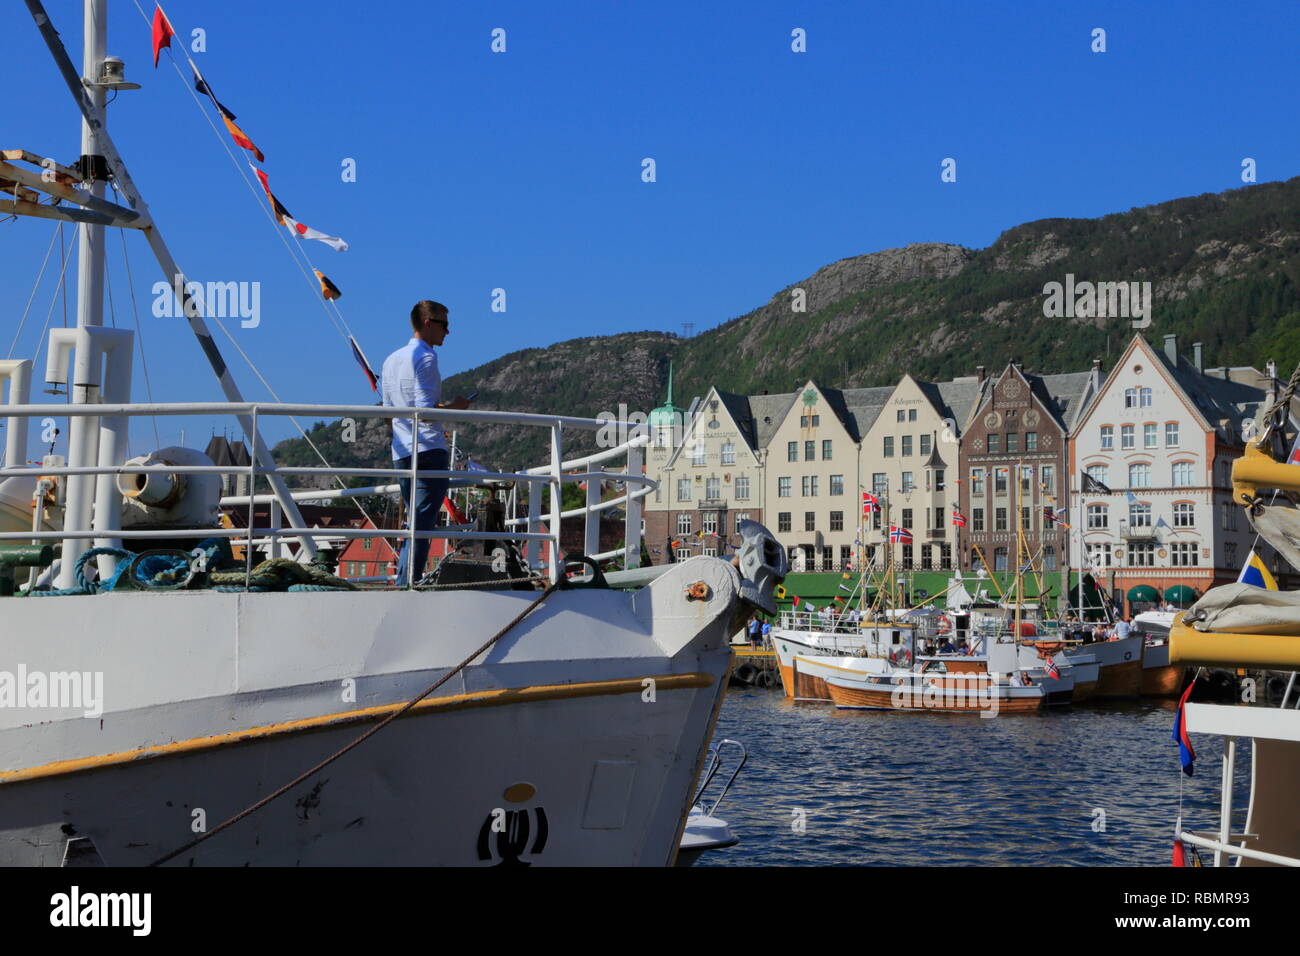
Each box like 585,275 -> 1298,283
395,447 -> 451,584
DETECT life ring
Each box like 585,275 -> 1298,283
1124,651 -> 1133,661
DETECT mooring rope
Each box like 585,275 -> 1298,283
148,580 -> 561,866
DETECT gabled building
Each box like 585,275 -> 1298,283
763,381 -> 893,572
858,374 -> 987,572
645,384 -> 769,563
958,361 -> 1099,576
1069,333 -> 1295,615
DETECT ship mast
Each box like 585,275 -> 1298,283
23,0 -> 321,582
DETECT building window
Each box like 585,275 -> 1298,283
1044,546 -> 1057,571
1020,466 -> 1033,493
735,475 -> 750,500
901,508 -> 913,529
908,409 -> 917,422
734,512 -> 750,533
702,512 -> 718,535
677,478 -> 691,501
1021,506 -> 1033,530
994,547 -> 1008,571
1129,463 -> 1151,488
1087,543 -> 1111,568
702,547 -> 717,558
972,508 -> 985,532
872,473 -> 888,496
871,511 -> 881,531
778,477 -> 791,498
804,512 -> 816,532
830,511 -> 844,532
1172,461 -> 1194,487
1121,424 -> 1135,449
920,434 -> 932,455
883,436 -> 894,457
801,475 -> 819,496
830,474 -> 844,496
720,442 -> 736,465
787,441 -> 798,462
1171,542 -> 1199,567
901,471 -> 915,492
987,434 -> 1001,454
675,549 -> 691,561
677,513 -> 692,534
896,410 -> 906,422
1124,388 -> 1137,408
935,469 -> 945,490
940,544 -> 952,570
901,544 -> 914,569
1166,422 -> 1179,447
778,512 -> 791,533
362,537 -> 373,550
841,545 -> 852,568
822,439 -> 833,460
933,506 -> 944,530
1100,425 -> 1114,449
1144,423 -> 1157,448
705,477 -> 721,499
821,546 -> 833,571
1086,464 -> 1108,488
1006,432 -> 1019,454
800,413 -> 820,428
1140,387 -> 1153,407
1129,503 -> 1151,527
1025,432 -> 1038,452
902,435 -> 913,457
692,443 -> 706,466
1128,542 -> 1156,567
971,469 -> 985,495
921,545 -> 933,570
995,507 -> 1008,531
1225,542 -> 1237,567
995,468 -> 1008,494
1087,504 -> 1108,529
805,440 -> 816,461
1173,501 -> 1194,528
1041,465 -> 1055,494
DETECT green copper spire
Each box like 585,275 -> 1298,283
648,361 -> 682,426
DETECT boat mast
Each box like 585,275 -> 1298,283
24,0 -> 320,566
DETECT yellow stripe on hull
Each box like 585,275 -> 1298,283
0,672 -> 714,786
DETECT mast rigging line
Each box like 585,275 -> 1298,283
6,222 -> 62,359
127,0 -> 357,349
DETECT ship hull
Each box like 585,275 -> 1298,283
0,558 -> 740,866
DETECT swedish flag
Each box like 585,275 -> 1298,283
1238,551 -> 1278,590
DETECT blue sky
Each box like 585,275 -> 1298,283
3,0 -> 1299,451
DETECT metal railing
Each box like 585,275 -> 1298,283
0,401 -> 655,589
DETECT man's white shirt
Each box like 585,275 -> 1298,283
381,337 -> 447,459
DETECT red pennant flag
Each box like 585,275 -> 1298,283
1172,840 -> 1186,867
442,496 -> 467,524
791,595 -> 801,607
151,5 -> 175,67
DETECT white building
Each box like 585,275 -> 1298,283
1069,333 -> 1294,613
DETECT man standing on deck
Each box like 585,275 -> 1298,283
382,300 -> 472,584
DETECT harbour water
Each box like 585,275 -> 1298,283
699,687 -> 1252,866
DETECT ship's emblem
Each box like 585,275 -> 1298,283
477,783 -> 548,867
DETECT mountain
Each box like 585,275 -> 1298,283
275,176 -> 1300,478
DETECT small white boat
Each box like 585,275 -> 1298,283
676,739 -> 745,866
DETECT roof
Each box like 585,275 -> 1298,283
749,391 -> 798,447
204,436 -> 251,467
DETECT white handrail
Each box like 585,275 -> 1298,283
2,400 -> 653,587
1176,829 -> 1300,867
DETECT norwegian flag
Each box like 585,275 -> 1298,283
889,526 -> 912,543
1043,506 -> 1065,524
1044,657 -> 1061,680
951,510 -> 968,527
861,491 -> 880,515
